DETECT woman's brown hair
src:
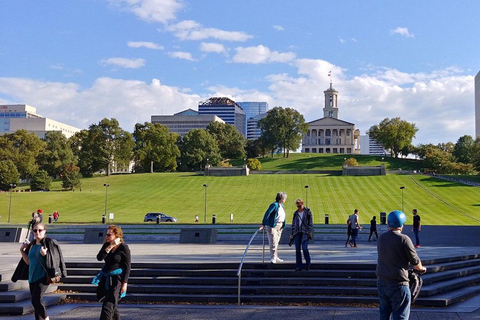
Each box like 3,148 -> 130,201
107,225 -> 124,244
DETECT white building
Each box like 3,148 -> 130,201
359,133 -> 386,156
0,104 -> 80,138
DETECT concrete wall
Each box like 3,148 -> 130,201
342,165 -> 386,176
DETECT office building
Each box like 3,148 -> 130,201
198,97 -> 246,136
359,133 -> 386,156
151,109 -> 224,138
0,104 -> 80,138
237,102 -> 268,135
246,113 -> 267,140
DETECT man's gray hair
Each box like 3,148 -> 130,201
276,191 -> 287,202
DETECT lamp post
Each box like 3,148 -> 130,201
400,186 -> 405,212
8,183 -> 16,223
304,185 -> 309,208
103,184 -> 110,221
203,184 -> 208,223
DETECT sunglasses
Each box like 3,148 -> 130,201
33,229 -> 45,233
106,233 -> 113,236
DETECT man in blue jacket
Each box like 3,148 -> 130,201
260,192 -> 287,264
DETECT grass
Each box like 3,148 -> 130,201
1,172 -> 479,226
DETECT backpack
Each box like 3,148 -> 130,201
408,270 -> 423,304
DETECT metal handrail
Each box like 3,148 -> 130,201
236,228 -> 264,305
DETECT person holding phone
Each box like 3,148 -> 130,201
95,225 -> 131,320
18,223 -> 67,320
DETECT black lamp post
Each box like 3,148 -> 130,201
104,184 -> 110,221
8,183 -> 16,223
400,186 -> 405,212
304,185 -> 309,208
203,184 -> 208,223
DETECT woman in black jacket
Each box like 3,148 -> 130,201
18,223 -> 66,320
94,225 -> 131,320
290,199 -> 314,271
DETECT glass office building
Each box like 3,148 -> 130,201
198,97 -> 246,136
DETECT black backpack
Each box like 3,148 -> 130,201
408,269 -> 423,304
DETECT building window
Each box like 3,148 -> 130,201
305,148 -> 310,153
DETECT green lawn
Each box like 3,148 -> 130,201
2,172 -> 479,226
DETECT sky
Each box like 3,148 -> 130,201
1,0 -> 479,145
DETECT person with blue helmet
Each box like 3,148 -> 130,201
376,210 -> 427,320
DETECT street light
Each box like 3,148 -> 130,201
304,185 -> 309,208
104,184 -> 110,221
8,183 -> 16,223
203,184 -> 208,223
400,186 -> 405,212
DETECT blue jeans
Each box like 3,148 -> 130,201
351,229 -> 359,246
377,281 -> 411,320
294,233 -> 310,269
413,227 -> 420,246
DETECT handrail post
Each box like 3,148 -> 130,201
262,228 -> 265,263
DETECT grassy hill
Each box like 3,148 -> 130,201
2,170 -> 479,226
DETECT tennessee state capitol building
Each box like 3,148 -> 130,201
302,82 -> 360,154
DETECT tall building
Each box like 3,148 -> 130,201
198,97 -> 246,136
302,83 -> 360,154
237,101 -> 268,135
0,104 -> 80,138
151,109 -> 225,138
247,113 -> 267,140
475,71 -> 480,138
359,132 -> 386,156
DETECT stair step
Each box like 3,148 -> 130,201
416,285 -> 480,307
421,273 -> 480,296
0,281 -> 29,292
0,293 -> 66,316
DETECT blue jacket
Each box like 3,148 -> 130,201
262,202 -> 286,229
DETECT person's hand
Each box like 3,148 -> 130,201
308,232 -> 313,240
121,282 -> 128,294
40,246 -> 48,256
259,225 -> 264,230
419,267 -> 427,274
289,235 -> 293,240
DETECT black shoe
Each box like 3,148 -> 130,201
295,268 -> 302,271
305,265 -> 311,271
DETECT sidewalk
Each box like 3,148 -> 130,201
1,241 -> 480,319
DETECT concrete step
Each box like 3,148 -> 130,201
0,280 -> 29,292
421,273 -> 480,297
0,293 -> 66,316
416,285 -> 480,307
421,265 -> 480,285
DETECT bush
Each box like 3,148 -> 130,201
344,158 -> 359,167
218,160 -> 232,167
246,158 -> 262,171
30,170 -> 52,191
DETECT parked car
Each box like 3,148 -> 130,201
144,212 -> 178,223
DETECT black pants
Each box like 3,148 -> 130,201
369,229 -> 378,241
99,274 -> 122,320
29,278 -> 49,320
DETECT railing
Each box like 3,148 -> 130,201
236,228 -> 265,305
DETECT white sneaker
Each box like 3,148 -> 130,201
270,258 -> 277,264
276,257 -> 284,263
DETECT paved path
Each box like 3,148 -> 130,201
1,239 -> 480,319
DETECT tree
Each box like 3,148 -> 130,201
133,122 -> 180,172
37,131 -> 75,178
60,164 -> 82,190
0,130 -> 45,179
245,139 -> 262,158
30,170 -> 52,191
206,122 -> 246,160
179,129 -> 221,171
258,107 -> 308,157
70,118 -> 134,177
0,159 -> 20,191
453,135 -> 475,164
369,118 -> 418,158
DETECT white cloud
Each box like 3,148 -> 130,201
339,38 -> 346,44
108,0 -> 183,24
127,41 -> 164,50
232,45 -> 296,64
168,51 -> 197,61
166,20 -> 253,41
273,25 -> 284,31
0,77 -> 200,130
390,27 -> 414,38
200,42 -> 227,54
101,58 -> 146,69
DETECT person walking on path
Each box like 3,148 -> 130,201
411,209 -> 421,248
260,192 -> 287,264
94,225 -> 131,320
348,209 -> 362,247
368,216 -> 378,241
17,223 -> 67,320
376,210 -> 427,320
290,198 -> 313,271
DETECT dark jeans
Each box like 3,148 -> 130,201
29,278 -> 49,320
294,233 -> 311,269
368,229 -> 378,241
351,229 -> 359,246
413,227 -> 420,246
99,274 -> 122,320
377,281 -> 411,320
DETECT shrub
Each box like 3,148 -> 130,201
246,158 -> 262,170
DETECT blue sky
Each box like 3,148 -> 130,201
1,0 -> 479,145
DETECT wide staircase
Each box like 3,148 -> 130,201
2,254 -> 480,315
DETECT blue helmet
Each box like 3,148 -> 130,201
388,210 -> 407,228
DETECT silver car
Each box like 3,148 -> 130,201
144,212 -> 178,223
